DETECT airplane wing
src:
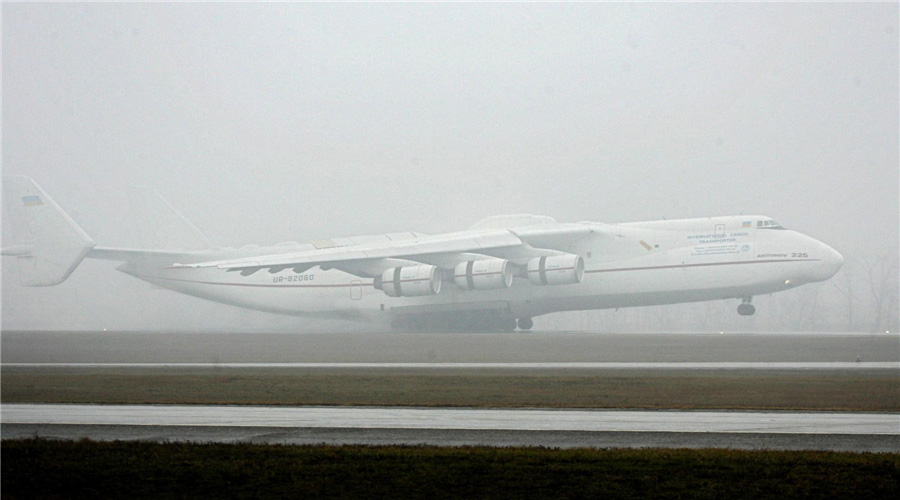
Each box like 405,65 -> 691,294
172,225 -> 597,279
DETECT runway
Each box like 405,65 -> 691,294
4,331 -> 898,364
5,362 -> 896,369
3,404 -> 898,452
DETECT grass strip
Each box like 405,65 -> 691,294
3,438 -> 898,500
2,367 -> 898,410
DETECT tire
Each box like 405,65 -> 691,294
737,304 -> 756,316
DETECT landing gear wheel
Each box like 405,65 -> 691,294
517,317 -> 533,330
737,304 -> 756,316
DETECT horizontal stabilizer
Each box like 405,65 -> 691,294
87,246 -> 197,261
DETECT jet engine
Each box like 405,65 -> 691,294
454,258 -> 514,291
527,254 -> 584,286
378,265 -> 442,297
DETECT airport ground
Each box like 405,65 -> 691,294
3,439 -> 898,500
3,366 -> 898,410
2,330 -> 898,498
2,330 -> 898,410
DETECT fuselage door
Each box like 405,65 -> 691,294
714,224 -> 725,238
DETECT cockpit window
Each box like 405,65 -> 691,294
757,219 -> 786,230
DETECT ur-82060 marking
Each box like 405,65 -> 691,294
273,274 -> 314,283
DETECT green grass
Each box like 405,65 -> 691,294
2,439 -> 898,499
3,367 -> 898,410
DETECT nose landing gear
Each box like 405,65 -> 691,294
737,297 -> 756,316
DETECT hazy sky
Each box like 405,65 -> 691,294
2,2 -> 897,331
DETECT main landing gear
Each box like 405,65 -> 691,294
737,297 -> 756,316
517,317 -> 534,331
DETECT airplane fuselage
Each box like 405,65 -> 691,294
4,177 -> 844,331
114,215 -> 843,328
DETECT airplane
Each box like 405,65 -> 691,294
2,176 -> 844,331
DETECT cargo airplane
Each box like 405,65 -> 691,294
3,176 -> 843,331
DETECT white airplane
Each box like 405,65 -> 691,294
3,176 -> 843,331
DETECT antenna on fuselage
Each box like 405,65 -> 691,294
127,186 -> 213,251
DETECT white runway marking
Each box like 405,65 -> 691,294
3,362 -> 897,369
2,404 -> 897,435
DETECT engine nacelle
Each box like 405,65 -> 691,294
527,254 -> 584,286
454,259 -> 514,291
380,265 -> 442,297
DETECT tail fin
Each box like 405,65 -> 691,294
127,186 -> 212,251
2,176 -> 95,286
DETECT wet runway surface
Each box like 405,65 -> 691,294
3,331 -> 898,364
4,404 -> 897,433
6,362 -> 896,369
4,404 -> 898,452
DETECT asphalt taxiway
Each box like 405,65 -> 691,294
5,404 -> 897,433
5,362 -> 896,369
3,404 -> 898,452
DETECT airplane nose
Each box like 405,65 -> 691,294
816,242 -> 844,281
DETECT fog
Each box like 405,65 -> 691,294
2,2 -> 897,332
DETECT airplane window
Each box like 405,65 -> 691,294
758,220 -> 786,229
